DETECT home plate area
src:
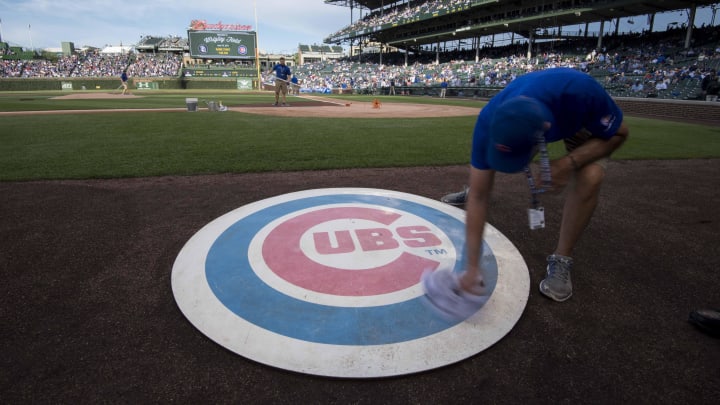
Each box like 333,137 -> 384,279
171,188 -> 530,378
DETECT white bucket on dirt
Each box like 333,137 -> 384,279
186,98 -> 198,112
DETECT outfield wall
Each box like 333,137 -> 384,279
1,78 -> 717,125
0,77 -> 258,91
614,98 -> 720,126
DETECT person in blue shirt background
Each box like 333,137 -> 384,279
290,75 -> 299,95
271,57 -> 292,106
120,69 -> 130,95
439,78 -> 448,98
429,68 -> 629,315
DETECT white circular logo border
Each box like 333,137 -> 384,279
171,188 -> 529,378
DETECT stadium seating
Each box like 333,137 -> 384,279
1,21 -> 717,102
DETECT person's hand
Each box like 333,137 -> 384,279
539,156 -> 575,193
458,269 -> 487,296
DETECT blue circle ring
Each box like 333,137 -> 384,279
206,193 -> 496,345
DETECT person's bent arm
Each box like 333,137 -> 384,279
565,121 -> 629,170
551,121 -> 629,188
459,167 -> 495,293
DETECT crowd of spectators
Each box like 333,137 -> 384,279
0,51 -> 181,78
288,26 -> 720,101
320,0 -> 719,99
2,21 -> 718,101
327,0 -> 644,44
329,0 -> 474,39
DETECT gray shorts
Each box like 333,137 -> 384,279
275,80 -> 288,94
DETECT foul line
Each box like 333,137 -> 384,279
293,94 -> 350,107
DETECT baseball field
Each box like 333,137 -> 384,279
1,91 -> 719,403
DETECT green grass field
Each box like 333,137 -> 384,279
1,91 -> 718,181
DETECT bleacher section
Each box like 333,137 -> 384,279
0,51 -> 181,79
135,36 -> 165,52
298,44 -> 345,64
326,0 -> 719,55
327,0 -> 478,43
290,23 -> 718,101
0,42 -> 37,60
157,37 -> 187,52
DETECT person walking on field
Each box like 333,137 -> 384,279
703,70 -> 719,102
120,69 -> 130,95
427,68 -> 629,317
271,57 -> 292,106
290,75 -> 299,95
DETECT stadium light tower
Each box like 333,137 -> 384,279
28,24 -> 33,52
254,0 -> 261,89
253,0 -> 259,48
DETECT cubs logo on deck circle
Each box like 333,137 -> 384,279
172,188 -> 529,378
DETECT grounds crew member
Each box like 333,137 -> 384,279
427,68 -> 629,317
271,57 -> 292,106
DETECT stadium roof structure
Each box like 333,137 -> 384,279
324,0 -> 719,48
325,0 -> 386,10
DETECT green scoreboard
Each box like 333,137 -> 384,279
187,31 -> 256,59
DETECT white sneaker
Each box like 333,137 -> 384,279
441,186 -> 469,206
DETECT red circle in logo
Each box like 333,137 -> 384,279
262,207 -> 441,296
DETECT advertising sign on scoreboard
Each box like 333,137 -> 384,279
188,31 -> 256,59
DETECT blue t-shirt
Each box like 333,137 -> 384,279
273,64 -> 291,81
471,68 -> 623,170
